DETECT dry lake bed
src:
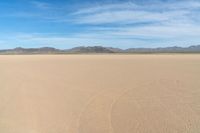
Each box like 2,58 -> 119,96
0,55 -> 200,133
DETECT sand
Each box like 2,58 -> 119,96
0,55 -> 200,133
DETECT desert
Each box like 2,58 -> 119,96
0,55 -> 200,133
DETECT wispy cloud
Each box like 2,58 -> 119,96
67,0 -> 200,45
0,32 -> 161,49
1,28 -> 200,49
0,0 -> 200,48
31,1 -> 51,10
72,10 -> 189,25
71,0 -> 200,25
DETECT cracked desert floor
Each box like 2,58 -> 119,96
0,55 -> 200,133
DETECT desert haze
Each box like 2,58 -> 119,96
0,55 -> 200,133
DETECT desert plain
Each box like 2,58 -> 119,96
0,54 -> 200,133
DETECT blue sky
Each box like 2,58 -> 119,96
0,0 -> 200,49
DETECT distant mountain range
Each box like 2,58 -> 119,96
0,45 -> 200,54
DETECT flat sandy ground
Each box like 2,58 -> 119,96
0,55 -> 200,133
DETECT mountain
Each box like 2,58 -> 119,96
65,46 -> 123,53
0,45 -> 200,54
126,45 -> 200,53
0,47 -> 61,54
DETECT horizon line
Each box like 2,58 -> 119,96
1,44 -> 200,50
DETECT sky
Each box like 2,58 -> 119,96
0,0 -> 200,49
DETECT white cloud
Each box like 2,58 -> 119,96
73,10 -> 189,25
31,1 -> 51,10
1,27 -> 200,49
110,24 -> 200,38
73,1 -> 200,15
71,0 -> 200,25
72,2 -> 138,15
68,0 -> 200,46
1,0 -> 200,48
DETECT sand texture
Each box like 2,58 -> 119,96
0,55 -> 200,133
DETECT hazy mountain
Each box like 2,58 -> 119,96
65,46 -> 123,53
126,45 -> 200,53
0,45 -> 200,54
0,47 -> 61,54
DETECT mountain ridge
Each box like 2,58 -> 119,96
0,45 -> 200,54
